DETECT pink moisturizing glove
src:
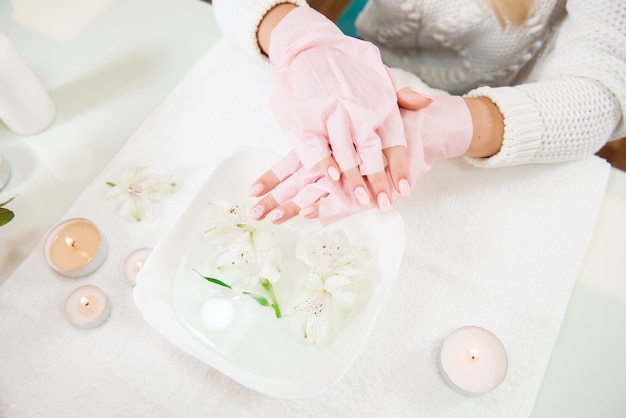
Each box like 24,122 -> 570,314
270,95 -> 474,225
268,6 -> 405,175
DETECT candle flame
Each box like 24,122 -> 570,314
80,296 -> 90,307
469,348 -> 479,361
63,235 -> 93,261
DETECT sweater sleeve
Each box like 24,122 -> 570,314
465,0 -> 626,167
212,0 -> 309,61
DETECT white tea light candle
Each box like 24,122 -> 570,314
64,285 -> 111,328
44,218 -> 107,278
123,247 -> 152,286
439,326 -> 508,396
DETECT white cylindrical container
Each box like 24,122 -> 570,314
0,32 -> 56,135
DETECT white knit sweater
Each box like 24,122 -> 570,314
212,0 -> 625,167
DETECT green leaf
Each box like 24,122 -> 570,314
242,292 -> 270,307
0,196 -> 16,207
193,269 -> 232,289
105,181 -> 117,187
0,208 -> 14,226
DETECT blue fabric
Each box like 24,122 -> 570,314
336,0 -> 367,38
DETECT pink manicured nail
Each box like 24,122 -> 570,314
377,192 -> 391,211
398,179 -> 411,196
268,208 -> 285,222
250,205 -> 265,220
353,186 -> 370,205
299,206 -> 315,217
248,183 -> 264,197
327,166 -> 341,181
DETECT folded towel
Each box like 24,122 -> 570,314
0,37 -> 610,417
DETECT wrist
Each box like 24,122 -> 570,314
258,3 -> 298,55
463,97 -> 504,158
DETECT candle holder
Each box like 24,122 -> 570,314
0,154 -> 10,191
438,326 -> 508,396
64,285 -> 111,328
44,218 -> 108,278
123,247 -> 152,286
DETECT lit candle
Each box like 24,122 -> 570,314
44,218 -> 108,278
439,326 -> 508,396
64,285 -> 111,328
123,247 -> 152,286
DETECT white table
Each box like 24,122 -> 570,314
0,1 -> 624,416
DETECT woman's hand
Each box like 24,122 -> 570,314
249,94 -> 474,225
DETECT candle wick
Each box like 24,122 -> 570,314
469,348 -> 479,361
64,236 -> 93,261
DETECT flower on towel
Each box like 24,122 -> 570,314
286,230 -> 368,344
106,167 -> 176,221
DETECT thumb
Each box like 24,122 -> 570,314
397,87 -> 433,110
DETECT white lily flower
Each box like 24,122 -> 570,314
203,201 -> 254,243
288,273 -> 357,345
216,229 -> 281,292
296,230 -> 368,280
106,167 -> 175,222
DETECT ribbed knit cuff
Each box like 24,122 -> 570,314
232,0 -> 309,61
464,86 -> 543,167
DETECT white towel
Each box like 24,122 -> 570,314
0,37 -> 611,417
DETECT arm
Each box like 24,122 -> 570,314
464,0 -> 625,167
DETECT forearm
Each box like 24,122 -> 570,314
258,3 -> 298,55
463,97 -> 504,158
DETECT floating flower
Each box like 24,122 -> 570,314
286,230 -> 369,344
296,230 -> 368,280
199,228 -> 283,318
203,201 -> 254,243
215,229 -> 281,290
287,273 -> 357,345
106,167 -> 175,222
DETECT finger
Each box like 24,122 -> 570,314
249,150 -> 302,197
325,105 -> 360,172
353,127 -> 385,175
266,201 -> 302,224
271,150 -> 303,181
341,166 -> 372,206
269,165 -> 323,205
365,170 -> 392,211
316,155 -> 342,181
397,87 -> 433,110
383,145 -> 411,197
377,106 -> 406,150
248,170 -> 280,197
249,193 -> 280,221
299,203 -> 320,219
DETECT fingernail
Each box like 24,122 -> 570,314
299,206 -> 315,217
327,166 -> 341,181
377,192 -> 391,211
268,208 -> 284,222
248,183 -> 264,197
250,205 -> 265,220
398,179 -> 411,196
353,186 -> 370,205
